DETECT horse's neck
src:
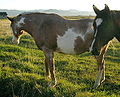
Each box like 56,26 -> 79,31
115,31 -> 120,42
113,14 -> 120,41
114,24 -> 120,42
23,28 -> 32,36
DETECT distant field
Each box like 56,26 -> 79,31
64,16 -> 94,20
0,17 -> 120,97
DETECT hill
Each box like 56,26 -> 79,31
0,9 -> 95,16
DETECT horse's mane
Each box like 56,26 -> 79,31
111,10 -> 120,20
17,12 -> 61,17
17,12 -> 45,16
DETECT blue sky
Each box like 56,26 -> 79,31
0,0 -> 120,11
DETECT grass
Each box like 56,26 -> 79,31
0,17 -> 120,97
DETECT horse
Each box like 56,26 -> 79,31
7,12 -> 105,88
90,4 -> 120,88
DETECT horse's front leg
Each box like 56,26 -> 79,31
42,47 -> 56,87
93,56 -> 105,89
93,44 -> 109,89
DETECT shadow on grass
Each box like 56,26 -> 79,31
106,56 -> 120,63
0,76 -> 55,97
55,60 -> 69,71
102,81 -> 120,94
0,36 -> 12,44
89,80 -> 120,96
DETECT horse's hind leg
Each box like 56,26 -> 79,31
48,53 -> 57,87
45,56 -> 50,78
42,47 -> 56,87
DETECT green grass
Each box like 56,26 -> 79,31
0,18 -> 120,97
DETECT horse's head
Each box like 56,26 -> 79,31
7,16 -> 25,44
90,4 -> 115,55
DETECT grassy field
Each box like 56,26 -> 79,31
0,17 -> 120,97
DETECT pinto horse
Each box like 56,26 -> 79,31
7,13 -> 105,88
90,4 -> 120,88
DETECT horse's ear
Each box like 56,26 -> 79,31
93,5 -> 100,15
104,4 -> 110,12
7,17 -> 14,22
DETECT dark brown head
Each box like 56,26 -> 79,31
7,16 -> 25,44
90,4 -> 115,55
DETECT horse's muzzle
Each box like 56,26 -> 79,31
12,35 -> 20,44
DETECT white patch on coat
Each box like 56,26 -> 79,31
89,29 -> 98,52
89,18 -> 103,52
89,38 -> 95,52
57,28 -> 85,54
86,22 -> 94,33
16,17 -> 25,27
95,18 -> 103,27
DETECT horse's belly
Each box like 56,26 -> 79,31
56,28 -> 85,54
56,40 -> 76,54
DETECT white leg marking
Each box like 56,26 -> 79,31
93,69 -> 104,88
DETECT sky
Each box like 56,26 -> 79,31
0,0 -> 120,11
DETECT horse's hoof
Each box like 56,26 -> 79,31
49,80 -> 57,87
92,83 -> 100,89
100,79 -> 105,84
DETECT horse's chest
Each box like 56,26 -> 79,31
57,28 -> 85,54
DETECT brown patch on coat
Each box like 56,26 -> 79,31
74,31 -> 93,54
67,19 -> 93,35
74,36 -> 86,54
